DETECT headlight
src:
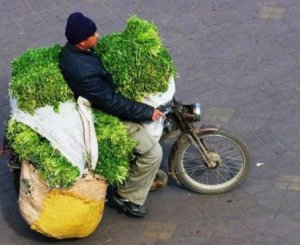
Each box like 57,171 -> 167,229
193,103 -> 201,121
180,102 -> 201,122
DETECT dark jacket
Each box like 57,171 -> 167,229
59,42 -> 154,122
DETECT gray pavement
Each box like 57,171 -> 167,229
0,0 -> 300,244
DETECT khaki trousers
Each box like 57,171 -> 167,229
117,122 -> 162,205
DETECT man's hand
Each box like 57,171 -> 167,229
152,109 -> 165,121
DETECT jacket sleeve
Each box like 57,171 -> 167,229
78,74 -> 154,122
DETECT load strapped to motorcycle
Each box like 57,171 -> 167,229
4,16 -> 177,239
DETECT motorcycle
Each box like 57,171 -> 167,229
2,98 -> 251,195
158,98 -> 251,194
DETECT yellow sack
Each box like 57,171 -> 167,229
18,160 -> 108,239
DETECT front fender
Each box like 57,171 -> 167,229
193,125 -> 219,134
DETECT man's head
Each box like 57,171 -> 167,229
65,12 -> 99,49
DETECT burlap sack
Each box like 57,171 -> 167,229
18,160 -> 108,239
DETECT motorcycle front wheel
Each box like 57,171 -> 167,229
172,128 -> 251,194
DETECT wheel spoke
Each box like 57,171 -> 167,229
221,148 -> 243,159
183,156 -> 203,162
214,170 -> 229,184
183,165 -> 206,172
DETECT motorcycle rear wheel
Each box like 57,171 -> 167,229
172,128 -> 251,194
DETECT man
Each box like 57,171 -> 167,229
59,12 -> 165,217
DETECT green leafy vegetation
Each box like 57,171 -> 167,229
6,111 -> 135,188
96,15 -> 177,101
10,45 -> 74,113
6,119 -> 80,188
93,110 -> 136,184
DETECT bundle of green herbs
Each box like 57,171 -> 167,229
10,45 -> 74,114
8,44 -> 135,188
95,15 -> 177,101
6,119 -> 80,189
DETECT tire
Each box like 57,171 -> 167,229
7,157 -> 21,194
12,169 -> 21,194
172,128 -> 251,194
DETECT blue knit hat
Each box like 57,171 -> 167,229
65,12 -> 97,45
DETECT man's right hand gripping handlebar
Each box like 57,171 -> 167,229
152,109 -> 165,121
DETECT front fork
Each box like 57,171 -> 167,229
168,126 -> 219,185
186,127 -> 220,168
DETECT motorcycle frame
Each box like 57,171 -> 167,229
161,99 -> 219,185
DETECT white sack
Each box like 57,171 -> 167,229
142,75 -> 176,142
10,97 -> 98,176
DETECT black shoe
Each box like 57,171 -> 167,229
111,193 -> 147,217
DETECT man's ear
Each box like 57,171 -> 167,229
79,40 -> 85,47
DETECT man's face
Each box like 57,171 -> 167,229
80,31 -> 99,50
